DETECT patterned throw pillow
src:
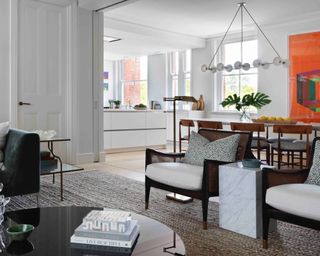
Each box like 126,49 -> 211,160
183,131 -> 240,166
305,140 -> 320,186
0,122 -> 10,162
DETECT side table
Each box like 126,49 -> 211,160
219,162 -> 276,238
40,138 -> 83,201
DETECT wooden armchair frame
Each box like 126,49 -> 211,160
262,137 -> 320,249
145,129 -> 254,229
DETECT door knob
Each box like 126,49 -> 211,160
18,101 -> 31,106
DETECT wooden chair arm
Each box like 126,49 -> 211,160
203,159 -> 230,195
145,148 -> 185,168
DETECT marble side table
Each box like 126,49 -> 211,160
219,162 -> 276,238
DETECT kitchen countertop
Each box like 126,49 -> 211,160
104,108 -> 164,112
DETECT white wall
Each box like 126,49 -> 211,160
191,41 -> 213,113
148,54 -> 166,107
77,7 -> 94,157
0,0 -> 10,122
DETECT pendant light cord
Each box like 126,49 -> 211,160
208,6 -> 241,68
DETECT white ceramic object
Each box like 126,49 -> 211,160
33,130 -> 57,139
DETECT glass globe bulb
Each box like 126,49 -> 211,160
273,57 -> 282,66
242,63 -> 251,71
201,64 -> 208,72
282,59 -> 290,67
225,64 -> 233,72
252,59 -> 261,68
234,61 -> 242,70
211,66 -> 217,73
217,63 -> 225,71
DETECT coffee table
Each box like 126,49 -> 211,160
2,206 -> 186,256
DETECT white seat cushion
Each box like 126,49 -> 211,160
146,162 -> 203,190
266,183 -> 320,221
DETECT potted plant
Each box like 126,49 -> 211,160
220,92 -> 271,121
113,100 -> 121,109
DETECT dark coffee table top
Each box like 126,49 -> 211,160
3,206 -> 185,256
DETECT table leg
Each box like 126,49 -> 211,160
48,141 -> 64,201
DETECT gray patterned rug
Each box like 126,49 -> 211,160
7,170 -> 320,256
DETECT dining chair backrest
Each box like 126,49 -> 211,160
197,120 -> 223,130
273,124 -> 313,166
230,122 -> 267,161
272,124 -> 312,135
230,122 -> 265,132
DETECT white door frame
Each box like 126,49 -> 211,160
92,10 -> 104,162
9,0 -> 79,164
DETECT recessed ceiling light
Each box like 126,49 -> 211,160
104,36 -> 122,43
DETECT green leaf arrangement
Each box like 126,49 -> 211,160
220,92 -> 271,111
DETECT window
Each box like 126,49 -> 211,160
183,49 -> 191,96
120,56 -> 148,106
169,52 -> 179,97
219,39 -> 258,111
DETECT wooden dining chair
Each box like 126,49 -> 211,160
197,120 -> 223,131
230,122 -> 270,164
271,124 -> 312,169
179,119 -> 195,152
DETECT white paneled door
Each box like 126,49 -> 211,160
17,0 -> 68,160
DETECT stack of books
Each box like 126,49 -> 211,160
70,210 -> 139,254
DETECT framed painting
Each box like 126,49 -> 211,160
289,31 -> 320,122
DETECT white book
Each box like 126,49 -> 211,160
70,228 -> 139,248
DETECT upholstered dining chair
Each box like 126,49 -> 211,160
230,122 -> 270,164
271,124 -> 312,169
145,129 -> 254,229
179,119 -> 195,152
262,137 -> 320,249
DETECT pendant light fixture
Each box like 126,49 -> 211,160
201,2 -> 289,74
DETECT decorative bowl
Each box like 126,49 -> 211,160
242,159 -> 261,168
7,224 -> 35,241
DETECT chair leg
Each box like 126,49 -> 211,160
271,148 -> 274,166
266,147 -> 270,165
262,214 -> 270,249
145,178 -> 151,210
278,150 -> 281,169
202,197 -> 209,230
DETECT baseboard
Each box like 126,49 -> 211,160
105,145 -> 166,153
99,151 -> 106,162
76,153 -> 95,164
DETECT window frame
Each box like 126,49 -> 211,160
213,35 -> 258,113
119,56 -> 148,106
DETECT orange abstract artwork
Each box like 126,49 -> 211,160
289,31 -> 320,122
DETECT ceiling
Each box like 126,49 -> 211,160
104,0 -> 320,38
101,0 -> 320,60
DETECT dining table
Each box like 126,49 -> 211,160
180,117 -> 320,138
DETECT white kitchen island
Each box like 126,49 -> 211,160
104,109 -> 166,152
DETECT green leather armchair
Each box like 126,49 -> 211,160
0,129 -> 40,197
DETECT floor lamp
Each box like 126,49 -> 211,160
163,96 -> 197,203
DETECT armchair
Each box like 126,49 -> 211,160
262,137 -> 320,249
145,129 -> 254,229
0,129 -> 40,197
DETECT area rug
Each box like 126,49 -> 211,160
7,170 -> 320,256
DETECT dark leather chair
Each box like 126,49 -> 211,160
145,129 -> 254,229
262,137 -> 320,249
0,129 -> 40,197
